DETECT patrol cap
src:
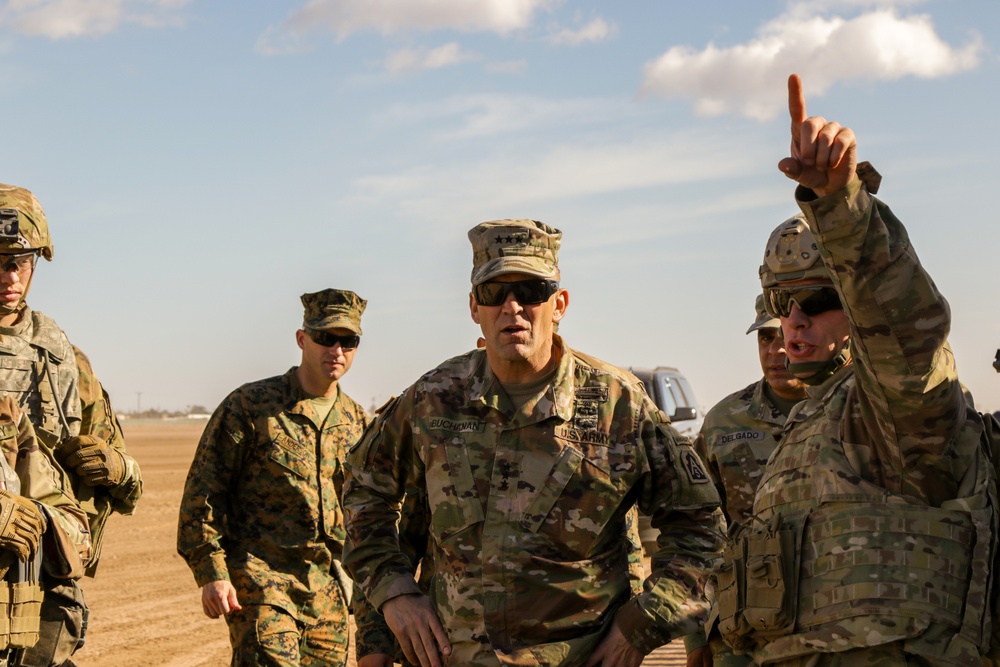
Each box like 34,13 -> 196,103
468,219 -> 561,286
300,289 -> 366,335
0,183 -> 53,260
746,294 -> 780,334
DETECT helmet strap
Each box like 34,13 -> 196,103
786,340 -> 852,386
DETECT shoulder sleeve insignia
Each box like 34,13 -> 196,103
681,448 -> 710,484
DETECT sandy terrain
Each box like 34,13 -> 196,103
70,420 -> 685,667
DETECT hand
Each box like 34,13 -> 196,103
778,74 -> 857,197
357,656 -> 395,667
0,490 -> 45,561
585,622 -> 645,667
61,435 -> 126,487
686,645 -> 713,667
201,580 -> 242,619
382,593 -> 451,667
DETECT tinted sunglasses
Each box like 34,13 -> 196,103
306,330 -> 360,350
768,285 -> 843,318
473,279 -> 559,307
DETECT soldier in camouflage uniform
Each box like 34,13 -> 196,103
0,396 -> 91,667
685,296 -> 807,667
177,289 -> 369,666
342,219 -> 725,667
0,184 -> 141,667
716,75 -> 995,666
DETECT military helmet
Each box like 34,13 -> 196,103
759,213 -> 826,290
0,184 -> 53,260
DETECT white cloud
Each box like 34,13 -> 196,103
374,93 -> 637,140
0,0 -> 189,39
547,17 -> 615,46
349,128 -> 766,226
640,6 -> 982,120
486,59 -> 528,74
272,0 -> 548,41
385,42 -> 478,74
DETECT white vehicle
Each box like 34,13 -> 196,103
627,366 -> 705,556
628,366 -> 704,438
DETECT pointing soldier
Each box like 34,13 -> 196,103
342,219 -> 725,667
717,75 -> 995,666
177,289 -> 369,665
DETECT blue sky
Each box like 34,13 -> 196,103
2,0 -> 998,415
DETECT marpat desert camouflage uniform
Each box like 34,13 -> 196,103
721,180 -> 995,666
0,396 -> 90,667
343,335 -> 725,666
177,368 -> 368,666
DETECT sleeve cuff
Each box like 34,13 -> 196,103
796,177 -> 870,243
368,571 -> 422,611
193,555 -> 230,588
614,597 -> 672,655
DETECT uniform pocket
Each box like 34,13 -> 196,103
520,445 -> 624,559
428,441 -> 483,542
266,434 -> 313,480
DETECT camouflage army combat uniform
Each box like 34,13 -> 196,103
350,471 -> 648,665
0,182 -> 141,666
343,335 -> 725,666
720,180 -> 995,666
177,368 -> 368,666
70,346 -> 141,577
0,396 -> 90,667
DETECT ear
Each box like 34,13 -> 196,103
469,292 -> 481,324
551,288 -> 569,323
295,329 -> 307,351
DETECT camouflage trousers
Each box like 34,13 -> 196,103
748,645 -> 939,667
13,579 -> 87,667
225,593 -> 349,667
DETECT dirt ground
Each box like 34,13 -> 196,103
70,420 -> 685,667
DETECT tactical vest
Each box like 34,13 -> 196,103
0,311 -> 74,449
718,380 -> 995,666
0,421 -> 43,654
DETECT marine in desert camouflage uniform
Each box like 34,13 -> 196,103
0,184 -> 140,667
342,219 -> 724,667
685,296 -> 806,667
177,289 -> 369,666
717,75 -> 995,666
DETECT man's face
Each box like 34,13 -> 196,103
296,327 -> 357,385
777,280 -> 850,378
0,251 -> 35,311
469,272 -> 568,381
757,327 -> 806,400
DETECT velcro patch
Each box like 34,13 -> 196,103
427,418 -> 485,433
680,448 -> 710,484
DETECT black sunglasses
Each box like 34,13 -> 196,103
768,285 -> 843,318
306,330 -> 360,350
472,279 -> 559,307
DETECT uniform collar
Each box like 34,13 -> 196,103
467,334 -> 575,425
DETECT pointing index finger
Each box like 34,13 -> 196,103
788,73 -> 806,126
